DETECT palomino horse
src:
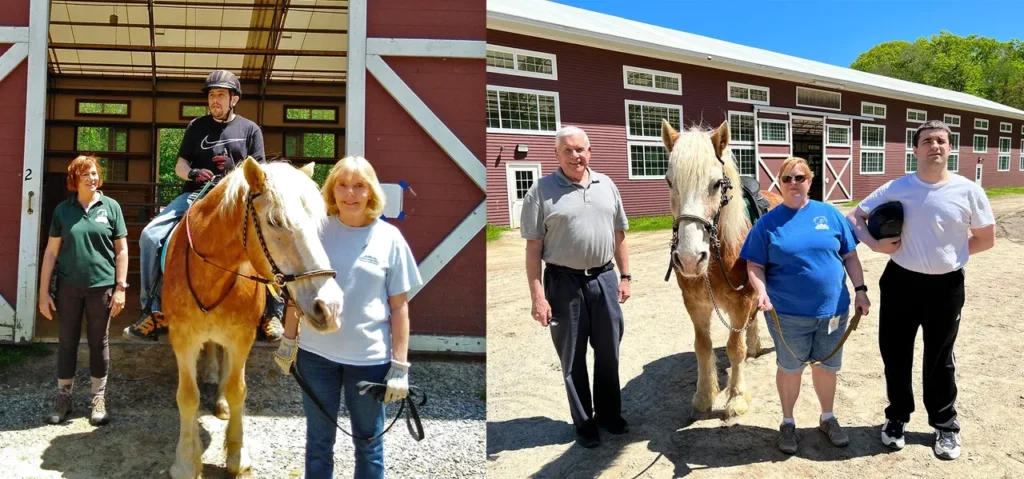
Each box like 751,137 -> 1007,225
162,158 -> 344,478
661,119 -> 782,418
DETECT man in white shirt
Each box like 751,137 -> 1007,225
847,119 -> 995,461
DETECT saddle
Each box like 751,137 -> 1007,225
739,175 -> 771,224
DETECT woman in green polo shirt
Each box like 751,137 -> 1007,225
38,155 -> 129,426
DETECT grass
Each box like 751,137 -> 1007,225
0,343 -> 51,368
984,186 -> 1024,198
628,215 -> 674,232
486,224 -> 510,242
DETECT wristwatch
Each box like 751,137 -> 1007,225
854,285 -> 868,293
620,274 -> 632,282
115,281 -> 129,290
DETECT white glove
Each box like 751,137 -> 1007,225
383,359 -> 410,404
273,336 -> 298,374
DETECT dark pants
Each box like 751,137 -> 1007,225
878,260 -> 964,432
56,282 -> 113,380
545,266 -> 624,427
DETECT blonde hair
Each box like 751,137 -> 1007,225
321,156 -> 386,221
779,156 -> 814,182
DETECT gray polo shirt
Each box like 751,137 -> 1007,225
521,167 -> 628,270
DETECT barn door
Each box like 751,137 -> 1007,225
824,118 -> 854,203
754,109 -> 792,193
0,0 -> 48,342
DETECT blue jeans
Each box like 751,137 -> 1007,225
296,348 -> 389,479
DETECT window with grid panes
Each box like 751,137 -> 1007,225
486,47 -> 556,79
284,132 -> 336,159
181,104 -> 207,119
77,101 -> 129,116
629,143 -> 669,178
999,155 -> 1010,171
826,125 -> 850,146
727,82 -> 769,104
999,137 -> 1011,153
948,154 -> 959,172
907,109 -> 927,122
861,102 -> 886,118
729,112 -> 754,143
943,114 -> 960,127
905,153 -> 917,172
731,147 -> 756,177
906,128 -> 915,149
950,132 -> 960,152
625,67 -> 681,94
759,120 -> 788,142
285,107 -> 337,122
76,126 -> 129,181
513,170 -> 535,200
973,135 -> 987,152
626,102 -> 681,139
975,119 -> 988,130
861,125 -> 885,148
1000,122 -> 1012,133
486,88 -> 558,133
861,151 -> 884,173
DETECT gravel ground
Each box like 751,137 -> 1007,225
0,343 -> 485,478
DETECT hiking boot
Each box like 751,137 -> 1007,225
597,415 -> 629,435
89,395 -> 109,426
575,420 -> 600,448
934,430 -> 962,460
881,419 -> 906,450
258,315 -> 284,342
46,388 -> 73,425
123,311 -> 167,341
819,417 -> 850,447
777,422 -> 798,454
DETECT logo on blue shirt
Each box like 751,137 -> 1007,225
814,216 -> 829,230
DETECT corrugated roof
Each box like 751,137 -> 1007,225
487,0 -> 1024,120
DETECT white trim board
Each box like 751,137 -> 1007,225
345,0 -> 368,156
409,334 -> 485,354
0,26 -> 28,43
0,43 -> 28,84
368,38 -> 486,58
408,201 -> 486,300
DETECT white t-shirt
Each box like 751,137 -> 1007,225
298,217 -> 423,366
859,173 -> 994,275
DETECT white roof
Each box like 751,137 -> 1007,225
487,0 -> 1024,120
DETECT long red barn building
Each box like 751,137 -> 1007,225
485,0 -> 1024,227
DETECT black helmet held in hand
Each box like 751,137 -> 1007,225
203,70 -> 242,96
867,201 -> 904,240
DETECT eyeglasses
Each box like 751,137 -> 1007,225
781,175 -> 808,184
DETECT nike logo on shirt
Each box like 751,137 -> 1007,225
200,136 -> 246,150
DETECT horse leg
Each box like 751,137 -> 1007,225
689,305 -> 718,413
725,303 -> 753,417
223,337 -> 253,475
745,307 -> 763,358
169,340 -> 203,479
213,344 -> 230,420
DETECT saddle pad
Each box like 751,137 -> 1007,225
159,220 -> 182,274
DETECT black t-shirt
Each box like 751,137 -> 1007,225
178,114 -> 265,192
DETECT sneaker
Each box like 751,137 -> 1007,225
597,415 -> 629,435
934,430 -> 961,460
881,419 -> 906,449
89,395 -> 109,426
123,311 -> 167,341
819,417 -> 850,447
575,420 -> 600,448
46,387 -> 73,425
777,422 -> 798,454
258,315 -> 284,342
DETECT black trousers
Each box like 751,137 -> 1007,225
56,282 -> 113,380
544,266 -> 624,427
878,260 -> 964,432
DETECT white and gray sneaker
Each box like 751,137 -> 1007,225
881,419 -> 906,449
934,430 -> 962,460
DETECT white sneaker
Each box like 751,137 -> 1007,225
934,430 -> 961,460
881,419 -> 906,449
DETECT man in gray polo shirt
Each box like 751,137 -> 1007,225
521,126 -> 632,448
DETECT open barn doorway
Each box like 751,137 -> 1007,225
791,115 -> 825,201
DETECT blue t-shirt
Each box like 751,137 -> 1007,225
739,200 -> 858,318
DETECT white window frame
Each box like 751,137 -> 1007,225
943,113 -> 960,127
860,101 -> 886,119
728,111 -> 755,145
948,154 -> 959,173
906,108 -> 927,123
905,152 -> 917,174
998,155 -> 1010,172
826,125 -> 851,147
727,81 -> 770,106
1000,122 -> 1013,133
860,124 -> 886,175
973,134 -> 988,153
1021,125 -> 1024,135
626,140 -> 671,180
730,145 -> 757,178
975,118 -> 989,130
1019,155 -> 1024,172
486,85 -> 561,135
757,118 -> 790,145
486,45 -> 558,80
624,100 -> 683,141
999,136 -> 1012,154
905,128 -> 916,150
795,86 -> 842,111
950,132 -> 960,152
623,65 -> 682,95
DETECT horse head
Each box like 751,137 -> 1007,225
221,158 -> 343,332
662,119 -> 747,277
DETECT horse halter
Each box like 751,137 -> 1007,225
184,188 -> 337,313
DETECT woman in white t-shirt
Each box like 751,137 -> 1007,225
273,156 -> 423,479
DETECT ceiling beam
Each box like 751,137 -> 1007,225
55,0 -> 349,11
147,0 -> 156,87
259,0 -> 290,98
48,20 -> 347,35
48,42 -> 347,57
48,31 -> 62,75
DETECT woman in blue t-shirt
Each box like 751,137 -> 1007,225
273,156 -> 423,479
739,157 -> 870,455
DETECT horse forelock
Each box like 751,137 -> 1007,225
217,162 -> 327,232
668,125 -> 749,245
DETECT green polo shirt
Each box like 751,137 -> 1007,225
48,192 -> 128,288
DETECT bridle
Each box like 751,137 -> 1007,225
183,182 -> 336,314
663,144 -> 755,333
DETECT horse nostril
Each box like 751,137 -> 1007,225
314,300 -> 328,320
698,251 -> 709,265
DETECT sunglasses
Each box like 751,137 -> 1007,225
781,175 -> 808,184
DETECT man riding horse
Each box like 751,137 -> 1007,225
124,69 -> 285,342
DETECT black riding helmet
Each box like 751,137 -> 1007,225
867,200 -> 904,240
203,70 -> 242,96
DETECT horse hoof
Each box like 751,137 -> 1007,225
746,348 -> 761,359
227,445 -> 252,475
692,391 -> 717,413
724,393 -> 750,417
169,461 -> 198,479
214,399 -> 230,420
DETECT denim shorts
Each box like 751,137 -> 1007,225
765,310 -> 849,373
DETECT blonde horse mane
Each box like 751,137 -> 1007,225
216,160 -> 327,232
667,124 -> 750,246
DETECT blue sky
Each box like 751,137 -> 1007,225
551,0 -> 1024,67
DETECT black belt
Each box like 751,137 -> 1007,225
546,261 -> 613,277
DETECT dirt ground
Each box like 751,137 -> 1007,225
486,195 -> 1024,478
0,344 -> 485,478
